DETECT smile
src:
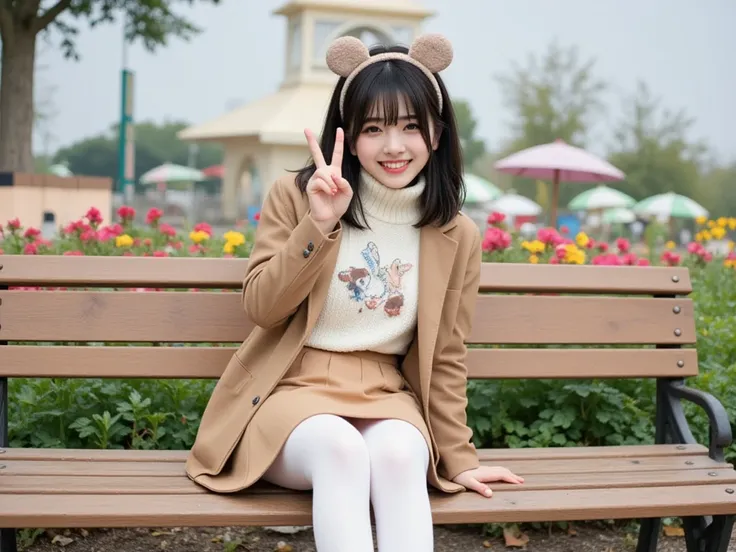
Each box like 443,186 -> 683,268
379,160 -> 411,174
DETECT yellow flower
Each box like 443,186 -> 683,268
564,244 -> 586,265
223,230 -> 246,247
718,217 -> 728,228
728,218 -> 736,230
707,220 -> 716,228
711,226 -> 726,240
575,232 -> 590,248
115,234 -> 133,248
665,241 -> 676,249
189,230 -> 210,243
695,216 -> 707,225
223,242 -> 235,254
701,230 -> 712,241
529,254 -> 539,264
725,259 -> 736,268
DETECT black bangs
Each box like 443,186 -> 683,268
343,58 -> 439,155
293,43 -> 465,231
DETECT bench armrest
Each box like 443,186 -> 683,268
663,379 -> 733,463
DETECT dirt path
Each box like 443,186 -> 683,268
21,523 -> 736,551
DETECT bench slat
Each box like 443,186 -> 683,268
0,444 -> 707,462
0,256 -> 693,295
1,455 -> 727,477
0,291 -> 696,345
2,485 -> 734,527
4,469 -> 735,495
0,346 -> 699,379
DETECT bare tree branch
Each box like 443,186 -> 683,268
33,0 -> 73,33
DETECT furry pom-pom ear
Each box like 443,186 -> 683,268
326,36 -> 370,77
408,33 -> 453,73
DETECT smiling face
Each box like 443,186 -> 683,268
352,94 -> 438,189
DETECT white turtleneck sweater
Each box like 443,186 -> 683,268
305,170 -> 424,355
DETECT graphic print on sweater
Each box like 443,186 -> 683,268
337,241 -> 413,317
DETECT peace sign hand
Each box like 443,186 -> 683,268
305,127 -> 353,233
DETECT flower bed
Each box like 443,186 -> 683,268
1,207 -> 735,464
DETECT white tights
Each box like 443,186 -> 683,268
262,414 -> 433,552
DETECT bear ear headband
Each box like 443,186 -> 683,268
325,33 -> 454,118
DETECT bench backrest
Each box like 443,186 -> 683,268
0,256 -> 697,381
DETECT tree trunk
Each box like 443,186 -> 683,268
0,27 -> 37,173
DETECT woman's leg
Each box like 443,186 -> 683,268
261,414 -> 374,552
354,418 -> 433,552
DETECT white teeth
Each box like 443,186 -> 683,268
382,161 -> 409,169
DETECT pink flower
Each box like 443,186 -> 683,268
687,242 -> 705,255
97,224 -> 123,241
592,253 -> 622,266
146,208 -> 163,225
559,225 -> 569,235
152,250 -> 168,257
63,250 -> 84,256
487,212 -> 506,226
85,207 -> 103,226
597,242 -> 609,253
80,229 -> 98,242
637,258 -> 650,266
554,244 -> 567,260
482,226 -> 512,252
254,212 -> 261,222
538,228 -> 564,246
548,256 -> 560,264
159,223 -> 176,237
7,218 -> 21,231
615,238 -> 630,253
23,242 -> 38,255
193,222 -> 213,237
621,253 -> 638,266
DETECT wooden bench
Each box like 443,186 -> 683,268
1,255 -> 735,552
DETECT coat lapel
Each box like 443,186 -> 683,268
417,222 -> 458,407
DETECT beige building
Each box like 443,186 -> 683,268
179,0 -> 434,220
0,173 -> 112,232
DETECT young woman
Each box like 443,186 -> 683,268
187,33 -> 523,552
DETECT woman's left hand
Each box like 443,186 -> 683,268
452,466 -> 524,497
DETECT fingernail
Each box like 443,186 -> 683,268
485,488 -> 492,497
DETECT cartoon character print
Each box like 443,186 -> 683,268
337,242 -> 412,317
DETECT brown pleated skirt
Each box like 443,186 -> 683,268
239,346 -> 432,487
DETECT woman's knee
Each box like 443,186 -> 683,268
299,415 -> 370,469
362,420 -> 429,477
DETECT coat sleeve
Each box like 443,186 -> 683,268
242,177 -> 342,328
428,227 -> 482,481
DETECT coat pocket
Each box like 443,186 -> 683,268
218,353 -> 254,394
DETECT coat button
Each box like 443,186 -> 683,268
252,396 -> 260,406
303,249 -> 310,258
307,241 -> 314,251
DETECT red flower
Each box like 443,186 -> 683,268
80,229 -> 98,242
146,208 -> 163,225
615,238 -> 630,253
661,250 -> 681,267
486,211 -> 506,226
637,258 -> 650,266
559,225 -> 570,235
63,250 -> 84,256
85,207 -> 103,226
7,218 -> 21,231
117,205 -> 136,222
23,242 -> 38,255
254,212 -> 261,222
597,242 -> 609,253
24,227 -> 41,240
538,227 -> 564,246
152,250 -> 168,257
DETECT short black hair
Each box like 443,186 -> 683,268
294,43 -> 465,229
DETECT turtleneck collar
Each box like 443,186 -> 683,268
359,169 -> 425,225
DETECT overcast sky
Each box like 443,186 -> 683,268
34,0 -> 735,165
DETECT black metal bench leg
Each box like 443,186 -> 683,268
682,514 -> 735,552
636,517 -> 661,552
0,530 -> 18,552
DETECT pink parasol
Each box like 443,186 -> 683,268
202,164 -> 224,179
494,139 -> 625,228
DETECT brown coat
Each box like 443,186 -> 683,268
186,174 -> 482,494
